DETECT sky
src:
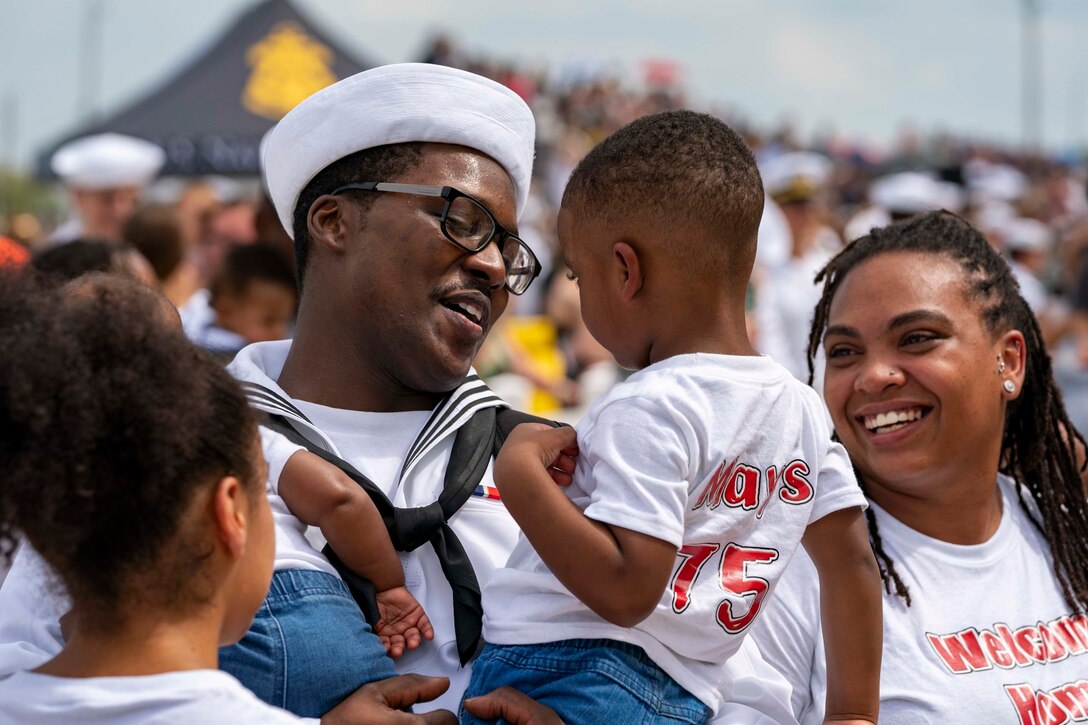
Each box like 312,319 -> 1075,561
2,0 -> 1088,172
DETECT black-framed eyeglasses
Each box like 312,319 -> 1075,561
330,181 -> 542,295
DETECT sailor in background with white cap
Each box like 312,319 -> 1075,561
49,132 -> 165,244
1003,217 -> 1066,330
754,151 -> 841,381
843,170 -> 962,242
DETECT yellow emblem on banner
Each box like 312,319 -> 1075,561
242,22 -> 337,120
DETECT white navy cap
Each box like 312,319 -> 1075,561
869,172 -> 948,214
51,133 -> 166,190
1003,217 -> 1051,253
966,160 -> 1028,203
263,63 -> 537,239
761,152 -> 832,203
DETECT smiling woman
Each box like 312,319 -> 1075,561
752,211 -> 1088,725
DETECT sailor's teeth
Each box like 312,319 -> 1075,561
448,301 -> 482,324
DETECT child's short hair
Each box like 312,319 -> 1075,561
562,110 -> 764,276
210,243 -> 297,304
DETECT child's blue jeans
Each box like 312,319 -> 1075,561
219,568 -> 396,718
460,639 -> 710,724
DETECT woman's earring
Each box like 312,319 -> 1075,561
1003,380 -> 1016,394
997,356 -> 1006,375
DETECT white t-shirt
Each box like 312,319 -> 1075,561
483,353 -> 866,714
257,407 -> 430,576
752,475 -> 1088,725
0,669 -> 308,724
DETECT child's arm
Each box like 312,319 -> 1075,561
801,507 -> 882,725
495,424 -> 678,627
278,451 -> 433,657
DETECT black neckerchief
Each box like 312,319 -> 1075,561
247,380 -> 560,665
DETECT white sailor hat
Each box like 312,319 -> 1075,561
974,200 -> 1016,234
1003,217 -> 1051,253
263,63 -> 537,239
869,172 -> 948,215
760,152 -> 833,204
51,133 -> 166,190
965,161 -> 1028,203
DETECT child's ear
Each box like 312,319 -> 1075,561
211,475 -> 249,560
612,241 -> 644,302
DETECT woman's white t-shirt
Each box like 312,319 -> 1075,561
0,669 -> 309,724
752,475 -> 1088,725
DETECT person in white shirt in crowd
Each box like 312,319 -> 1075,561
0,273 -> 480,724
755,151 -> 843,381
752,211 -> 1088,725
1003,217 -> 1055,314
467,111 -> 881,725
48,132 -> 165,244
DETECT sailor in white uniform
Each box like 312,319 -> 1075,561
49,132 -> 165,244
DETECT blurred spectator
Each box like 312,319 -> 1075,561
122,203 -> 202,307
31,238 -> 156,286
183,243 -> 296,361
48,133 -> 165,244
754,152 -> 840,381
195,199 -> 259,285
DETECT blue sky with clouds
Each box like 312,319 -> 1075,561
3,0 -> 1087,170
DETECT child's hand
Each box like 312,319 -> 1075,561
496,424 -> 579,489
375,586 -> 434,659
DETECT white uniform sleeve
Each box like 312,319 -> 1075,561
0,544 -> 67,677
578,397 -> 691,547
809,435 -> 867,523
259,426 -> 306,496
750,548 -> 827,725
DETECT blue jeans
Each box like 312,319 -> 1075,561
219,568 -> 395,718
461,639 -> 710,724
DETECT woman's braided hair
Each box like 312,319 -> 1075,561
806,210 -> 1088,613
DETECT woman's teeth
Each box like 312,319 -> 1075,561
864,407 -> 923,433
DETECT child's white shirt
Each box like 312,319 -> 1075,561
0,669 -> 309,724
482,353 -> 866,714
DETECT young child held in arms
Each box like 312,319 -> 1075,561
463,111 -> 883,724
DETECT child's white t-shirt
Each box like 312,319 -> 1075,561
0,669 -> 309,724
482,353 -> 865,714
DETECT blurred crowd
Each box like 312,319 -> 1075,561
5,34 -> 1088,430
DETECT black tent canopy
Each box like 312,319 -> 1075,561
39,0 -> 374,178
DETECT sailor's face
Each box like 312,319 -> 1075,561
72,185 -> 140,242
341,144 -> 515,394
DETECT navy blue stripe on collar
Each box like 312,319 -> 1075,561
240,381 -> 313,424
